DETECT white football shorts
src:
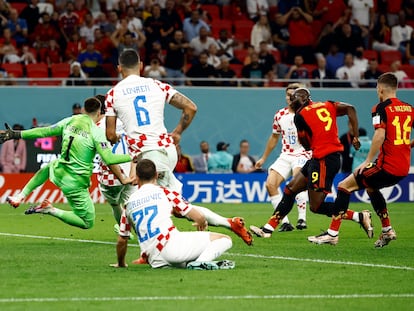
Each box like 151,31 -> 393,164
148,231 -> 211,268
269,153 -> 309,180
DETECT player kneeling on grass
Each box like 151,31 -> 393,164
111,159 -> 235,270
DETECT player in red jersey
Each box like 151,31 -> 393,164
251,87 -> 364,238
309,73 -> 414,247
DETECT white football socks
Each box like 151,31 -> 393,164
191,205 -> 230,228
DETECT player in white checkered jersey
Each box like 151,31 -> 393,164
95,95 -> 136,235
105,49 -> 252,246
253,83 -> 312,234
112,159 -> 234,269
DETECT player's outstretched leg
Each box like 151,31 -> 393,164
25,199 -> 94,229
191,205 -> 253,246
24,199 -> 54,215
7,164 -> 51,208
227,217 -> 253,246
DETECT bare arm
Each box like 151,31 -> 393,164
255,133 -> 280,169
110,29 -> 120,47
369,6 -> 375,30
297,7 -> 313,23
169,93 -> 197,145
185,205 -> 208,231
336,102 -> 360,150
278,11 -> 292,26
108,164 -> 133,185
105,115 -> 119,144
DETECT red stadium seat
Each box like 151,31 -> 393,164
222,4 -> 249,21
202,4 -> 220,21
221,5 -> 233,20
380,50 -> 402,65
363,49 -> 378,61
400,64 -> 414,79
101,63 -> 119,78
302,64 -> 317,77
230,64 -> 244,78
210,20 -> 233,38
271,50 -> 281,63
378,63 -> 390,73
50,62 -> 71,85
185,63 -> 192,74
1,63 -> 24,78
233,49 -> 249,63
10,2 -> 27,14
50,63 -> 70,78
26,63 -> 50,85
233,20 -> 254,44
407,20 -> 414,29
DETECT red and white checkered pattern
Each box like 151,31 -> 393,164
105,88 -> 115,112
162,187 -> 190,215
126,133 -> 174,156
273,107 -> 312,157
156,226 -> 175,252
98,163 -> 127,186
96,117 -> 130,186
119,209 -> 131,238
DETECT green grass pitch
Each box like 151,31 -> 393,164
0,202 -> 413,311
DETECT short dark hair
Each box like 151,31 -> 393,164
378,72 -> 398,89
84,97 -> 101,113
119,49 -> 140,69
240,139 -> 249,146
286,83 -> 302,92
136,159 -> 157,181
95,94 -> 106,114
13,124 -> 24,130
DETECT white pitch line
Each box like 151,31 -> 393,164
0,232 -> 122,246
1,232 -> 414,271
230,252 -> 414,271
1,293 -> 414,303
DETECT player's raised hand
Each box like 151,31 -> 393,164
0,123 -> 21,144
